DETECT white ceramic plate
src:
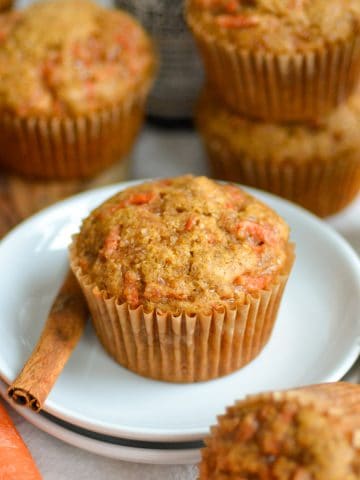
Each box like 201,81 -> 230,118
0,380 -> 201,465
0,181 -> 359,443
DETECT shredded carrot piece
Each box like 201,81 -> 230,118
101,226 -> 120,257
224,0 -> 239,13
216,14 -> 258,28
235,221 -> 277,248
236,413 -> 259,441
125,191 -> 157,206
233,274 -> 271,290
108,191 -> 157,212
185,215 -> 197,231
123,271 -> 140,306
225,202 -> 235,209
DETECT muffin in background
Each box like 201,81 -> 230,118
0,0 -> 156,180
0,0 -> 12,12
70,175 -> 294,383
196,88 -> 360,217
186,0 -> 360,122
200,382 -> 360,480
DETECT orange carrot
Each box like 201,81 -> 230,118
0,402 -> 41,479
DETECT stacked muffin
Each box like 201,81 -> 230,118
0,0 -> 156,180
186,0 -> 360,217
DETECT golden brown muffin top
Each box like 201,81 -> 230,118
197,88 -> 360,165
201,387 -> 360,480
0,0 -> 155,116
72,176 -> 291,313
186,0 -> 360,53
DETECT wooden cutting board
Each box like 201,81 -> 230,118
0,160 -> 129,238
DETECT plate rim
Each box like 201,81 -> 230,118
1,180 -> 360,442
0,380 -> 200,465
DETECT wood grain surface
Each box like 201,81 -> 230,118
0,159 -> 129,238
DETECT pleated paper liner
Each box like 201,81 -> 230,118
0,87 -> 148,181
70,246 -> 294,383
203,137 -> 360,218
201,382 -> 360,479
187,16 -> 360,122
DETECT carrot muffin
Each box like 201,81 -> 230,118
197,88 -> 360,217
200,382 -> 360,480
0,0 -> 156,179
70,175 -> 294,382
186,0 -> 360,121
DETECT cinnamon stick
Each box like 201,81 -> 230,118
8,270 -> 88,412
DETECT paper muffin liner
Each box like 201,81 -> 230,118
69,246 -> 294,383
0,86 -> 149,180
203,382 -> 360,476
203,136 -> 360,217
188,18 -> 360,121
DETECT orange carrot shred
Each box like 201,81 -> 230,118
126,191 -> 157,205
123,271 -> 140,306
185,215 -> 196,231
0,402 -> 42,479
233,274 -> 270,290
102,226 -> 120,257
216,14 -> 258,28
235,221 -> 277,248
224,0 -> 239,13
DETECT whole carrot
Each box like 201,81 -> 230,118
0,402 -> 41,479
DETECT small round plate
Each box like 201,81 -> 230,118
0,181 -> 359,442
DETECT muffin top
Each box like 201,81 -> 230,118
0,0 -> 155,117
72,176 -> 291,313
197,88 -> 360,164
186,0 -> 360,53
201,387 -> 359,480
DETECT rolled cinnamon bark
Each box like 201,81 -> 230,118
8,271 -> 88,412
201,382 -> 360,480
